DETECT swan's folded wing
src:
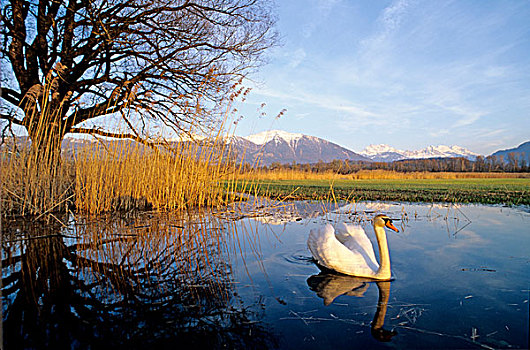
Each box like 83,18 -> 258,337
308,224 -> 377,277
335,222 -> 379,270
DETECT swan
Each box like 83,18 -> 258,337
307,214 -> 399,279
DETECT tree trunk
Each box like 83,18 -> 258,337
25,106 -> 67,168
20,108 -> 70,215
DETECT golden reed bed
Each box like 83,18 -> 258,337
236,169 -> 530,181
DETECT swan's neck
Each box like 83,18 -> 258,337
374,226 -> 391,279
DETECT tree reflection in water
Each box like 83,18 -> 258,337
307,272 -> 397,343
2,211 -> 277,349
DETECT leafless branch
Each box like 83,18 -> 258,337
1,0 -> 277,147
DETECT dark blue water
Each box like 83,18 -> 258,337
229,202 -> 530,349
2,202 -> 529,349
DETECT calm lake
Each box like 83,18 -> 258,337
2,201 -> 529,349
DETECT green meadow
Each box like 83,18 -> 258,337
233,178 -> 530,205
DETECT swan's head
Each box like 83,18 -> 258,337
373,214 -> 399,232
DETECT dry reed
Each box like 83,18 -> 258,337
1,66 -> 76,217
0,138 -> 74,218
73,136 -> 239,214
237,168 -> 530,181
1,133 -> 242,216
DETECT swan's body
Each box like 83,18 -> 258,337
307,215 -> 398,279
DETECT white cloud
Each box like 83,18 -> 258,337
380,0 -> 412,31
428,128 -> 450,137
301,0 -> 342,38
254,85 -> 380,119
288,48 -> 307,68
295,112 -> 309,119
358,0 -> 412,65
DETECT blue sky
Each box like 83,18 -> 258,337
234,0 -> 530,155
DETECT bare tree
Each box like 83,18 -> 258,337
0,0 -> 277,154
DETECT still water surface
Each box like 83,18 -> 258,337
2,201 -> 529,349
231,202 -> 529,349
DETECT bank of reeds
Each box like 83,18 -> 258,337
0,132 -> 243,217
1,67 -> 257,217
0,71 -> 77,217
237,168 -> 530,181
0,140 -> 75,217
74,137 -> 239,214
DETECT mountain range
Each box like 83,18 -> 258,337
229,130 -> 480,165
59,130 -> 528,166
360,144 -> 479,162
228,130 -> 369,165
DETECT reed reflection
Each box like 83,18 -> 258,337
307,272 -> 397,342
2,211 -> 277,349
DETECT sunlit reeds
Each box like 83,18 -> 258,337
73,135 -> 239,214
0,95 -> 246,217
236,168 -> 530,181
0,138 -> 75,218
0,133 -> 242,216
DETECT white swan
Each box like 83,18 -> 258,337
307,214 -> 399,279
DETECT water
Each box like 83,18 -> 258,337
2,202 -> 529,349
232,202 -> 530,349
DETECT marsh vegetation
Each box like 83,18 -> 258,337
231,177 -> 530,205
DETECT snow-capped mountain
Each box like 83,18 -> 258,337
361,144 -> 479,162
230,130 -> 369,165
244,130 -> 306,145
360,144 -> 405,162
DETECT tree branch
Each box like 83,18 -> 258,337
0,112 -> 24,126
0,87 -> 22,105
68,127 -> 162,152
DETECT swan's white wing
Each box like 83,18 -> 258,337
334,225 -> 354,245
335,222 -> 379,270
308,224 -> 377,277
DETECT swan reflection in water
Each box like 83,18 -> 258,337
307,272 -> 397,342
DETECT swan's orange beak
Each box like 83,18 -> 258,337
385,221 -> 399,232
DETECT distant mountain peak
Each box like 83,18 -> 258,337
362,144 -> 403,156
243,130 -> 306,145
490,141 -> 530,164
361,144 -> 479,162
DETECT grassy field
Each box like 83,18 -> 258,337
232,178 -> 530,205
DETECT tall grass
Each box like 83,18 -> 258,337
1,113 -> 246,217
74,136 -> 239,214
0,68 -> 255,217
237,168 -> 530,181
1,136 -> 241,216
0,139 -> 75,218
1,66 -> 75,217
